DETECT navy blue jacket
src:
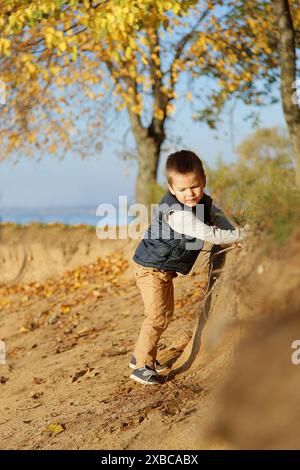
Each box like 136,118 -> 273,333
133,191 -> 213,275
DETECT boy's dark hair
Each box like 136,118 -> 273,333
165,150 -> 205,184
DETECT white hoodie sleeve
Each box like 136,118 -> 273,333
209,203 -> 236,230
165,207 -> 246,245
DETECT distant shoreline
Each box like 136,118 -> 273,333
0,221 -> 131,231
0,204 -> 135,227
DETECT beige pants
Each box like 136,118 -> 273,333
132,242 -> 213,369
133,264 -> 178,369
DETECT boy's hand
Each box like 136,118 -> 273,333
241,223 -> 252,238
235,224 -> 252,247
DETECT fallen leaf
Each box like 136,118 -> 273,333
33,377 -> 46,385
43,423 -> 65,435
76,327 -> 94,337
71,369 -> 88,383
71,367 -> 98,383
60,304 -> 71,314
19,326 -> 30,333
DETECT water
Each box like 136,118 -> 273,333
0,205 -> 135,227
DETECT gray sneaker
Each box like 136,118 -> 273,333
130,365 -> 161,385
129,355 -> 168,373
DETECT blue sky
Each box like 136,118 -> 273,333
0,94 -> 285,209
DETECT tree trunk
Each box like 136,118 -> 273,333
289,124 -> 300,187
135,135 -> 161,208
274,0 -> 300,187
128,107 -> 165,223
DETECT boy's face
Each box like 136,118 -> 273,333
168,171 -> 206,207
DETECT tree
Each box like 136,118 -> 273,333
0,1 -> 106,160
1,1 -> 299,205
273,0 -> 300,187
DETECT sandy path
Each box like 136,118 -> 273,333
0,250 -> 222,450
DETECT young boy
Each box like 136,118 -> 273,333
130,150 -> 246,385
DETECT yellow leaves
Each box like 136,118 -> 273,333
0,0 -> 282,163
247,18 -> 257,31
185,91 -> 193,101
43,423 -> 65,436
2,298 -> 10,307
50,66 -> 61,76
157,0 -> 184,15
166,103 -> 175,115
263,45 -> 272,54
24,62 -> 36,74
44,27 -> 56,48
111,50 -> 120,62
227,83 -> 237,92
150,53 -> 160,66
131,104 -> 142,115
44,290 -> 53,298
127,13 -> 135,25
139,36 -> 149,47
162,1 -> 173,9
242,71 -> 252,83
227,52 -> 238,65
87,90 -> 96,99
58,40 -> 67,53
106,12 -> 115,23
49,143 -> 57,153
125,46 -> 132,60
116,101 -> 126,111
196,57 -> 205,68
44,27 -> 69,53
60,304 -> 71,315
194,33 -> 207,51
0,38 -> 11,57
217,79 -> 226,88
114,83 -> 123,94
19,326 -> 30,334
211,42 -> 220,53
159,85 -> 168,95
154,107 -> 165,120
27,133 -> 36,144
127,86 -> 135,95
129,37 -> 137,50
210,15 -> 217,26
172,3 -> 181,15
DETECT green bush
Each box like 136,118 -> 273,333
206,127 -> 300,245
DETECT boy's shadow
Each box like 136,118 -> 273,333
163,245 -> 227,381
